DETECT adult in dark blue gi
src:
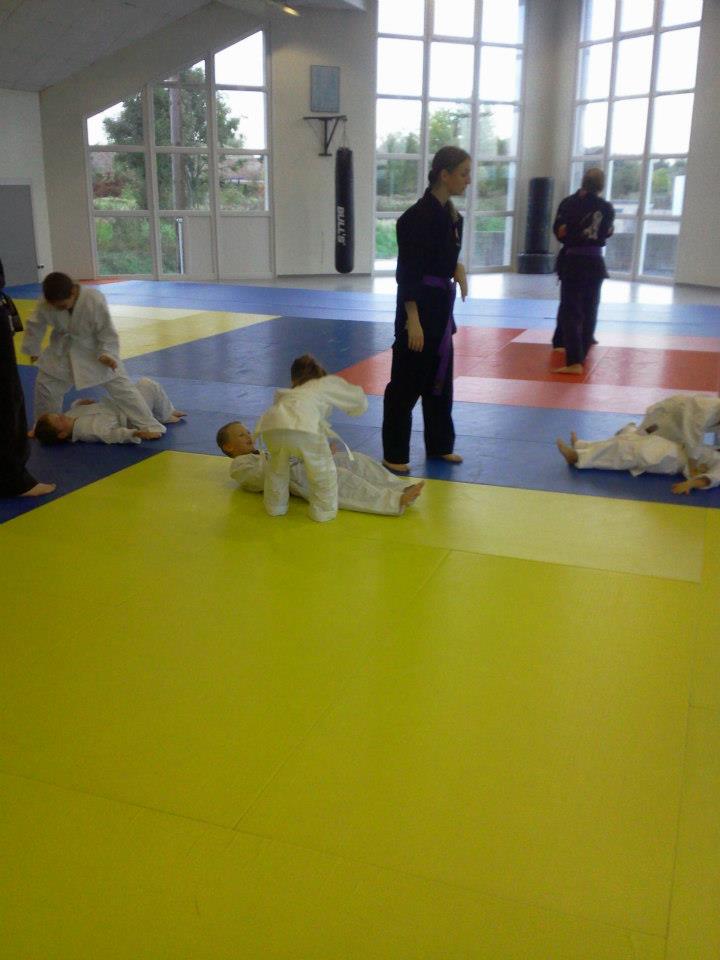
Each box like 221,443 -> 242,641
382,147 -> 470,472
0,259 -> 55,498
551,168 -> 614,374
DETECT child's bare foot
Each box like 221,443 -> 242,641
400,481 -> 425,507
552,363 -> 584,374
383,459 -> 410,473
433,453 -> 462,463
20,482 -> 56,497
556,438 -> 579,466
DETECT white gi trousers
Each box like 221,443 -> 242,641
574,426 -> 684,476
34,367 -> 166,433
262,428 -> 338,522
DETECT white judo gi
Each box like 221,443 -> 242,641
22,287 -> 165,432
573,423 -> 720,487
254,375 -> 368,522
230,448 -> 413,516
638,394 -> 720,457
68,378 -> 177,444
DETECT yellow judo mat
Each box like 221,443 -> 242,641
2,451 -> 719,959
11,299 -> 278,362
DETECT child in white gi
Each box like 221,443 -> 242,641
556,425 -> 720,495
637,394 -> 720,458
34,377 -> 185,446
253,355 -> 369,522
217,421 -> 424,515
22,272 -> 166,434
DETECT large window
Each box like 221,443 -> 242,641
375,0 -> 525,272
86,32 -> 269,278
571,0 -> 703,280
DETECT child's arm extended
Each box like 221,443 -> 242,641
93,299 -> 121,366
20,303 -> 49,360
321,375 -> 368,417
672,476 -> 711,495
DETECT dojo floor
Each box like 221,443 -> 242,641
2,277 -> 720,959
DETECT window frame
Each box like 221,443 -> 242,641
374,0 -> 526,274
569,0 -> 703,282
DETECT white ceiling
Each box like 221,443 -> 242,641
0,0 -> 365,92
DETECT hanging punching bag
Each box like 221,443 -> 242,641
335,146 -> 354,274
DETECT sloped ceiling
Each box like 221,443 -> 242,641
0,0 -> 365,92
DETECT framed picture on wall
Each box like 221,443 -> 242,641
310,65 -> 340,113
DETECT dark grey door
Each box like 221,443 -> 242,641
0,185 -> 42,285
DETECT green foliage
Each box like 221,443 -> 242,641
95,217 -> 152,275
99,74 -> 241,210
375,220 -> 398,259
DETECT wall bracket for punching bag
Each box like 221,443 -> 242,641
303,115 -> 347,157
335,145 -> 354,274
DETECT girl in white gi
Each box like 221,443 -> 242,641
34,377 -> 185,446
556,425 -> 720,495
253,355 -> 369,522
22,272 -> 166,434
217,421 -> 425,515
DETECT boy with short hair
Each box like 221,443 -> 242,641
34,377 -> 185,446
217,421 -> 424,516
22,272 -> 166,434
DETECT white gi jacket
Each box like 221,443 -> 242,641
254,375 -> 368,439
68,399 -> 142,444
638,395 -> 720,457
21,287 -> 122,389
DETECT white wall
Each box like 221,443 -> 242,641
270,4 -> 376,275
40,2 -> 262,280
675,0 -> 720,288
0,88 -> 52,280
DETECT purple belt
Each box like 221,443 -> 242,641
422,274 -> 456,395
565,245 -> 603,256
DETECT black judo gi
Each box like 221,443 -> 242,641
0,259 -> 37,496
551,190 -> 615,367
382,189 -> 462,464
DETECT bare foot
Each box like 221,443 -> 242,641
570,431 -> 577,446
552,363 -> 584,374
383,459 -> 410,473
20,482 -> 56,497
556,438 -> 578,466
440,452 -> 463,463
168,410 -> 187,421
400,481 -> 425,507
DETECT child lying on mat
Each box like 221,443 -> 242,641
34,377 -> 185,446
217,421 -> 424,516
556,423 -> 720,495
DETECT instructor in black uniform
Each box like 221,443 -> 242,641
382,146 -> 470,473
551,168 -> 614,374
0,259 -> 55,498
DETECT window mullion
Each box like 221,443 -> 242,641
145,83 -> 162,279
208,51 -> 221,281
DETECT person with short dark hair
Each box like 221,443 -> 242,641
34,377 -> 185,446
21,272 -> 167,434
217,420 -> 424,515
551,167 -> 615,374
381,146 -> 471,473
0,259 -> 55,497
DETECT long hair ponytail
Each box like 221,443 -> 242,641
428,146 -> 470,222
